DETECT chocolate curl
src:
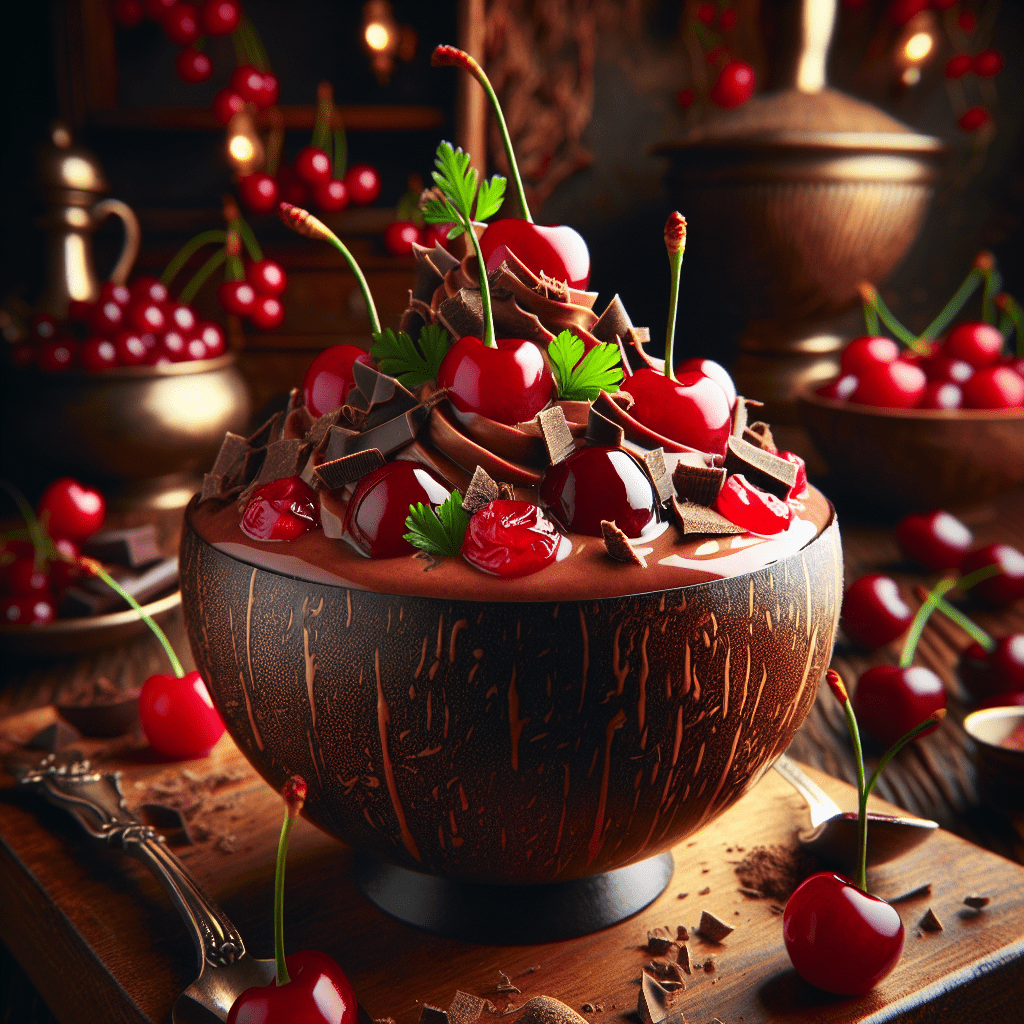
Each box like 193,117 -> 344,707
282,775 -> 307,817
278,201 -> 333,243
825,668 -> 849,704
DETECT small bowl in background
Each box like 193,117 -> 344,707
964,706 -> 1024,810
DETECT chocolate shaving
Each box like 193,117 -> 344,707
601,521 -> 647,567
585,406 -> 625,448
672,462 -> 726,506
319,425 -> 358,463
26,720 -> 81,752
889,883 -> 932,903
737,887 -> 763,899
614,326 -> 661,373
83,526 -> 161,568
346,403 -> 433,459
255,439 -> 311,486
352,361 -> 420,429
495,970 -> 521,994
919,908 -> 943,932
964,894 -> 991,909
696,910 -> 734,943
315,449 -> 385,491
285,386 -> 303,415
139,803 -> 193,846
210,431 -> 247,479
638,448 -> 674,504
638,972 -> 676,1024
464,465 -> 500,513
240,446 -> 266,485
537,406 -> 575,465
731,397 -> 749,438
646,931 -> 674,955
284,405 -> 314,441
676,926 -> 689,941
735,845 -> 818,901
724,437 -> 798,500
200,473 -> 226,503
676,943 -> 691,974
419,1007 -> 449,1024
743,421 -> 776,452
591,294 -> 632,343
247,411 -> 284,450
645,961 -> 683,985
670,498 -> 743,537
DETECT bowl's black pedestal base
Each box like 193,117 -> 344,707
352,850 -> 675,944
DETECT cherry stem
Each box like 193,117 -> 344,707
179,248 -> 227,306
237,14 -> 270,72
433,46 -> 532,223
277,203 -> 381,334
160,230 -> 228,288
232,216 -> 263,263
981,265 -> 1002,327
332,126 -> 348,180
917,266 -> 982,342
273,776 -> 307,987
0,480 -> 49,571
828,671 -> 868,892
312,82 -> 333,153
863,711 -> 946,826
265,108 -> 284,178
463,206 -> 497,349
663,213 -> 687,383
899,565 -> 1002,668
862,298 -> 880,336
997,293 -> 1024,357
912,585 -> 996,652
864,285 -> 925,352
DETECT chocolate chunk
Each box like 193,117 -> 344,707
537,406 -> 575,465
306,408 -> 342,448
697,910 -> 734,943
448,991 -> 489,1024
82,525 -> 161,568
919,907 -> 943,932
511,997 -> 589,1024
737,887 -> 763,899
240,445 -> 266,485
57,694 -> 140,738
254,439 -> 312,486
964,894 -> 991,909
676,925 -> 689,940
418,1007 -> 449,1024
646,930 -> 674,955
638,973 -> 676,1024
26,720 -> 81,752
724,436 -> 798,500
676,942 -> 691,974
591,294 -> 632,343
463,465 -> 500,513
319,425 -> 358,463
638,448 -> 674,504
210,431 -> 247,479
314,448 -> 385,491
346,403 -> 432,459
743,421 -> 776,452
498,482 -> 515,501
495,970 -> 521,994
646,961 -> 683,985
59,556 -> 179,618
351,360 -> 420,428
670,498 -> 743,537
284,405 -> 313,441
616,327 -> 661,373
247,411 -> 284,450
601,521 -> 647,567
285,386 -> 303,415
200,473 -> 227,503
585,405 -> 625,448
139,803 -> 193,846
672,462 -> 726,506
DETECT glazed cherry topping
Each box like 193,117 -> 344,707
436,336 -> 553,426
839,335 -> 900,376
853,664 -> 946,746
302,344 -> 373,417
895,509 -> 973,570
961,366 -> 1024,409
714,474 -> 792,535
842,574 -> 913,648
479,219 -> 591,290
242,477 -> 320,542
710,60 -> 756,108
227,950 -> 357,1024
343,462 -> 450,559
344,164 -> 382,206
139,671 -> 225,759
618,367 -> 733,455
384,221 -> 421,257
461,500 -> 562,578
850,359 -> 926,408
313,179 -> 349,213
130,276 -> 169,306
961,543 -> 1024,606
238,172 -> 279,215
944,321 -> 1004,368
5,558 -> 51,598
783,872 -> 904,995
945,53 -> 973,78
674,356 -> 738,409
539,446 -> 656,539
37,478 -> 106,542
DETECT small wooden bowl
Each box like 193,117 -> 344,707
180,501 -> 842,887
798,384 -> 1024,514
964,706 -> 1024,810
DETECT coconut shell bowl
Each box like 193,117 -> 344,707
181,500 -> 841,942
798,384 -> 1024,516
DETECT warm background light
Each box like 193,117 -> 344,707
228,135 -> 255,163
364,22 -> 390,52
904,31 -> 933,63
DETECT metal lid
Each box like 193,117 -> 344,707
38,122 -> 108,194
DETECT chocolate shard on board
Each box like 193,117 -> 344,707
646,929 -> 674,955
463,465 -> 500,513
585,405 -> 625,448
919,907 -> 943,932
676,942 -> 691,974
639,448 -> 674,504
447,991 -> 489,1024
537,406 -> 575,466
318,425 -> 358,464
601,521 -> 647,567
139,803 -> 193,846
964,894 -> 991,909
617,326 -> 662,373
697,910 -> 734,943
314,448 -> 386,491
672,463 -> 726,507
210,431 -> 247,479
419,1006 -> 449,1024
724,436 -> 798,500
591,294 -> 632,343
638,971 -> 677,1024
743,420 -> 776,452
671,498 -> 743,537
82,525 -> 161,568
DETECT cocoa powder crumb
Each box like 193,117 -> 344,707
734,844 -> 817,901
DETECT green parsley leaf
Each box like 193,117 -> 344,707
370,325 -> 452,388
404,491 -> 469,557
425,141 -> 505,238
474,175 -> 507,221
548,330 -> 624,401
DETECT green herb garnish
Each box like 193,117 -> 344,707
371,324 -> 452,388
404,491 -> 469,557
548,330 -> 623,401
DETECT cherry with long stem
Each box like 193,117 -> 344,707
857,282 -> 928,353
663,212 -> 686,383
274,776 -> 306,985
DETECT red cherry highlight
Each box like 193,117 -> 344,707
139,671 -> 226,759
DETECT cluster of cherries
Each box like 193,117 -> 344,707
842,507 -> 1024,746
820,322 -> 1024,410
216,257 -> 288,330
240,155 -> 381,219
8,277 -> 227,374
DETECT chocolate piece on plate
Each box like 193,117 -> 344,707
676,942 -> 691,974
743,420 -> 776,452
82,525 -> 161,568
447,991 -> 490,1024
696,910 -> 734,943
646,930 -> 674,955
919,907 -> 944,932
670,498 -> 742,537
637,972 -> 677,1024
59,556 -> 180,618
254,439 -> 312,485
26,720 -> 81,753
139,803 -> 193,846
319,425 -> 358,464
537,406 -> 575,466
591,294 -> 632,343
314,448 -> 386,491
210,431 -> 247,480
964,894 -> 991,909
601,521 -> 647,568
463,465 -> 500,513
724,436 -> 798,500
418,1006 -> 449,1024
638,448 -> 674,504
585,405 -> 625,448
306,408 -> 342,449
889,883 -> 932,903
346,402 -> 433,459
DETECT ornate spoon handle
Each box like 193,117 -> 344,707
20,759 -> 245,970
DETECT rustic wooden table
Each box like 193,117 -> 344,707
2,490 -> 1024,1024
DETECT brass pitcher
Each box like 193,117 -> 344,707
37,122 -> 141,316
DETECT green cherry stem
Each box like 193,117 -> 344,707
663,212 -> 687,383
432,45 -> 532,223
312,81 -> 333,153
460,203 -> 497,349
917,262 -> 983,342
0,480 -> 50,571
864,710 -> 947,807
159,230 -> 228,288
911,584 -> 996,653
996,292 -> 1024,357
274,776 -> 307,986
858,282 -> 925,352
178,248 -> 228,306
277,202 -> 381,334
232,216 -> 263,263
826,670 -> 868,891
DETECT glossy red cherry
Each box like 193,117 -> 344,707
674,356 -> 737,409
200,0 -> 240,35
302,344 -> 373,417
238,172 -> 279,214
30,313 -> 59,341
217,280 -> 257,317
227,950 -> 358,1024
4,558 -> 51,598
779,450 -> 808,498
944,321 -> 1003,368
113,0 -> 145,28
258,72 -> 279,109
175,47 -> 212,83
167,303 -> 197,333
920,351 -> 974,384
49,537 -> 82,593
540,446 -> 656,539
720,8 -> 737,30
817,373 -> 858,400
479,219 -> 591,290
715,474 -> 793,535
2,595 -> 56,626
313,179 -> 349,213
384,221 -> 421,256
130,276 -> 169,306
958,10 -> 978,31
696,2 -> 716,23
962,366 -> 1024,409
294,146 -> 332,186
917,381 -> 963,410
89,299 -> 125,335
160,329 -> 189,361
842,574 -> 913,648
461,501 -> 562,578
241,477 -> 320,542
344,462 -> 451,559
853,664 -> 946,746
945,53 -> 972,78
895,510 -> 972,571
436,336 -> 553,426
783,872 -> 904,995
344,164 -> 382,206
618,367 -> 733,455
127,299 -> 166,335
163,2 -> 199,45
114,330 -> 150,366
246,259 -> 287,297
421,223 -> 454,251
851,359 -> 926,407
80,337 -> 119,373
249,295 -> 285,330
196,321 -> 226,358
973,50 -> 1004,77
139,671 -> 225,759
36,339 -> 79,373
230,64 -> 266,104
277,165 -> 310,206
959,106 -> 990,133
961,543 -> 1024,606
212,88 -> 245,126
38,478 -> 106,542
960,635 -> 1024,701
710,60 -> 755,108
144,0 -> 177,20
185,336 -> 209,361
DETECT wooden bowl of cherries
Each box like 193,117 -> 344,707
799,258 -> 1024,514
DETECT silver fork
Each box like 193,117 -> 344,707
19,757 -> 276,1023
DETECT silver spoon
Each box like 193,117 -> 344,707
773,753 -> 939,869
19,757 -> 275,1023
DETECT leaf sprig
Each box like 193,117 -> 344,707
422,142 -> 506,241
404,491 -> 469,557
548,330 -> 624,401
371,324 -> 452,388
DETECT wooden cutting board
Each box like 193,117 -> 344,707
1,705 -> 1023,1024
